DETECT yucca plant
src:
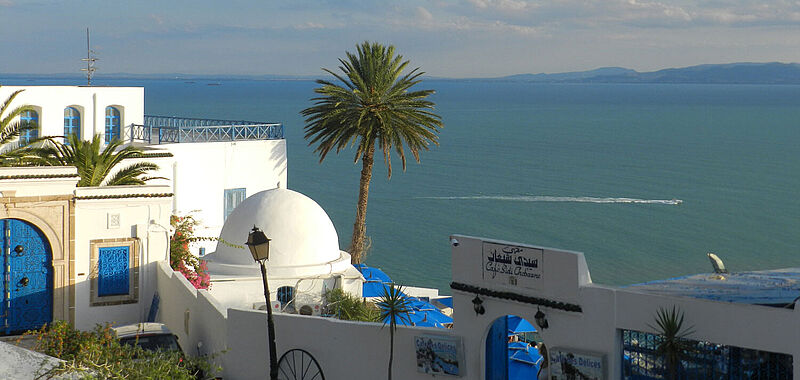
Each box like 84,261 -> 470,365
27,134 -> 161,186
301,41 -> 443,263
376,283 -> 411,380
649,306 -> 695,380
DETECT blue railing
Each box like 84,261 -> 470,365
129,115 -> 284,144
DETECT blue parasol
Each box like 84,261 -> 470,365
507,315 -> 536,335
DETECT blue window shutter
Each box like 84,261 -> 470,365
98,246 -> 130,296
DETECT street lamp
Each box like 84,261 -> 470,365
246,226 -> 278,380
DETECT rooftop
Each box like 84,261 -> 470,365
131,115 -> 283,144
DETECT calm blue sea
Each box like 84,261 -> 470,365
5,76 -> 800,292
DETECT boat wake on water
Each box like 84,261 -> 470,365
417,195 -> 683,205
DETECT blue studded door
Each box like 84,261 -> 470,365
1,219 -> 53,335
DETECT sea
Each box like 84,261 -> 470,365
4,76 -> 800,293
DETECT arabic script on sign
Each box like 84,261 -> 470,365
482,242 -> 543,289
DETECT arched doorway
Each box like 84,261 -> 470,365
1,219 -> 53,335
486,315 -> 545,380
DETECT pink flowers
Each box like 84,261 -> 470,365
169,214 -> 211,290
176,259 -> 211,290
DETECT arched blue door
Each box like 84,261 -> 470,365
1,219 -> 53,334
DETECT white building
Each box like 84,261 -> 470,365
0,85 -> 287,333
203,188 -> 364,315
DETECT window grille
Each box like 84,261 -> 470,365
98,246 -> 130,296
622,329 -> 792,379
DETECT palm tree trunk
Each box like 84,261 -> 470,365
350,141 -> 375,263
388,326 -> 394,380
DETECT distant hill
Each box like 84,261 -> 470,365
4,62 -> 800,84
495,62 -> 800,84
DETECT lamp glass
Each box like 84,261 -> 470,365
246,227 -> 271,262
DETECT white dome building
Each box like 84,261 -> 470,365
203,188 -> 364,314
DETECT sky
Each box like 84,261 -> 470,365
2,0 -> 800,78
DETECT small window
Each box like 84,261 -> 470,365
277,286 -> 295,307
224,188 -> 246,221
90,238 -> 139,306
19,109 -> 39,145
64,107 -> 81,139
105,106 -> 121,142
98,246 -> 130,296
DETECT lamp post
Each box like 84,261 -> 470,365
246,226 -> 278,380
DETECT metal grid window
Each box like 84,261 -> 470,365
97,246 -> 130,296
64,107 -> 81,139
622,329 -> 793,379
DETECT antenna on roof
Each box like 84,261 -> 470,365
80,28 -> 97,86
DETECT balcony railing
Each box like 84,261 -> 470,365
129,115 -> 284,144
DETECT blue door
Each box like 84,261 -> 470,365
1,219 -> 53,335
486,316 -> 509,380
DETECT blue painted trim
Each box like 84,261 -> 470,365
64,107 -> 81,139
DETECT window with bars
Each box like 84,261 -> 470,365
64,107 -> 81,139
224,188 -> 246,221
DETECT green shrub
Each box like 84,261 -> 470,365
27,321 -> 219,379
323,288 -> 381,322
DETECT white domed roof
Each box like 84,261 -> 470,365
214,188 -> 340,267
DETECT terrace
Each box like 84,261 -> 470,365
130,115 -> 284,144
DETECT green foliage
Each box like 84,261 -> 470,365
323,288 -> 380,322
649,306 -> 695,380
170,214 -> 211,289
0,87 -> 38,165
24,134 -> 162,186
301,41 -> 442,176
376,283 -> 411,380
27,320 -> 219,379
301,41 -> 443,262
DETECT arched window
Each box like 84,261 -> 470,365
105,106 -> 121,142
277,286 -> 295,307
64,107 -> 81,139
19,110 -> 39,145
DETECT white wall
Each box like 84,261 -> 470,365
449,234 -> 800,379
154,139 -> 288,254
156,262 -> 461,380
0,167 -> 78,196
73,185 -> 171,329
0,86 -> 144,144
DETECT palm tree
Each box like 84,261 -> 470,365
301,41 -> 443,263
376,284 -> 411,380
649,306 -> 695,380
27,134 -> 161,187
0,87 -> 37,165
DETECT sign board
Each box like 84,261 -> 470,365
414,334 -> 464,377
482,241 -> 543,289
548,347 -> 606,380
